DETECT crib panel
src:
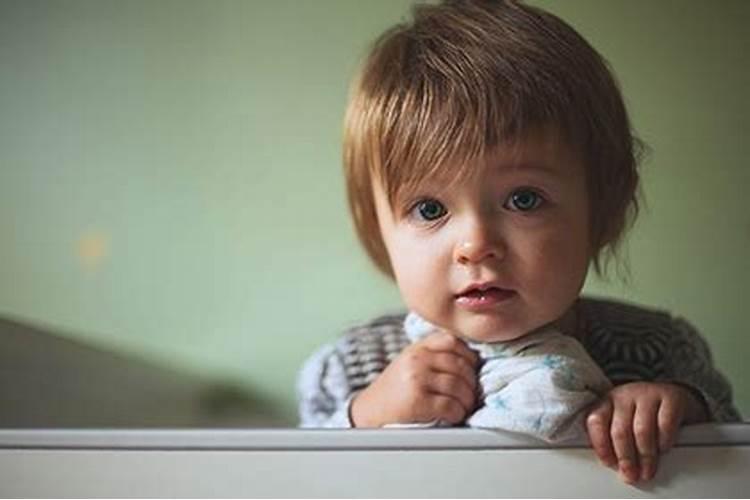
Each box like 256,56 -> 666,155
1,425 -> 747,497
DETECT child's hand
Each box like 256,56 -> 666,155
350,330 -> 479,428
586,382 -> 708,484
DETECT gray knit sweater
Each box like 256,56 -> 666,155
297,297 -> 742,427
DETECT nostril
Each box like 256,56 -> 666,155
456,240 -> 480,262
456,253 -> 474,265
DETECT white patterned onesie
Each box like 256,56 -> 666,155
403,312 -> 613,442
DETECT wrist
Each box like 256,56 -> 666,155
683,389 -> 709,424
672,383 -> 709,424
350,391 -> 378,428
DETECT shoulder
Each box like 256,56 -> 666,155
578,296 -> 677,345
577,296 -> 698,382
578,296 -> 674,331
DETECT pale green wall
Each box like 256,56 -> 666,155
0,0 -> 747,421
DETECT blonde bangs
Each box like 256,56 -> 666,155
346,6 -> 581,210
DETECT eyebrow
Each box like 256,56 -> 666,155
493,162 -> 564,179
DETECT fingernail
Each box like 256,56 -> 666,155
640,463 -> 653,481
618,460 -> 639,484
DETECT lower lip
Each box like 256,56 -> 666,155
455,288 -> 516,311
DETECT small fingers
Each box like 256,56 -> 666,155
427,372 -> 476,414
633,398 -> 660,481
586,399 -> 617,468
422,331 -> 479,367
610,399 -> 639,484
427,394 -> 467,425
657,393 -> 684,453
428,352 -> 478,392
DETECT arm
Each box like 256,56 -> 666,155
586,315 -> 741,484
581,298 -> 740,422
296,342 -> 355,428
298,315 -> 480,429
655,317 -> 741,422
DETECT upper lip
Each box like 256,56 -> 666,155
456,281 -> 509,296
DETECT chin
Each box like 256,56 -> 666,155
457,317 -> 530,344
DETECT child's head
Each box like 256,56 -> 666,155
343,0 -> 642,341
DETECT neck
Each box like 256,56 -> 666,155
552,299 -> 585,341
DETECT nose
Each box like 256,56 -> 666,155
453,217 -> 505,265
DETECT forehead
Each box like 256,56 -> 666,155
482,129 -> 581,178
385,128 -> 581,202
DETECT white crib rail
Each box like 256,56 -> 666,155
1,424 -> 748,497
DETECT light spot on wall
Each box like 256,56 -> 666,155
77,232 -> 110,272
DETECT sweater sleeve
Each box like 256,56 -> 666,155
296,341 -> 355,428
655,317 -> 742,422
296,314 -> 409,428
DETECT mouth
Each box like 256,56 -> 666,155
455,283 -> 516,309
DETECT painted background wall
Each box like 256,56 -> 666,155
1,0 -> 747,421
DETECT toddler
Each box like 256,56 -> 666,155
297,0 -> 740,484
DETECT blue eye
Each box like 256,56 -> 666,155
506,189 -> 543,212
413,199 -> 447,221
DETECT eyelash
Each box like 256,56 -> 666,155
406,188 -> 546,224
407,198 -> 447,224
505,188 -> 545,212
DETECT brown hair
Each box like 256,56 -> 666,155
343,0 -> 643,278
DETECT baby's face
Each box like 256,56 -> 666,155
374,129 -> 591,343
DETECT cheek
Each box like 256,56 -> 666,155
390,252 -> 421,295
519,223 -> 590,298
388,238 -> 448,307
392,247 -> 429,284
